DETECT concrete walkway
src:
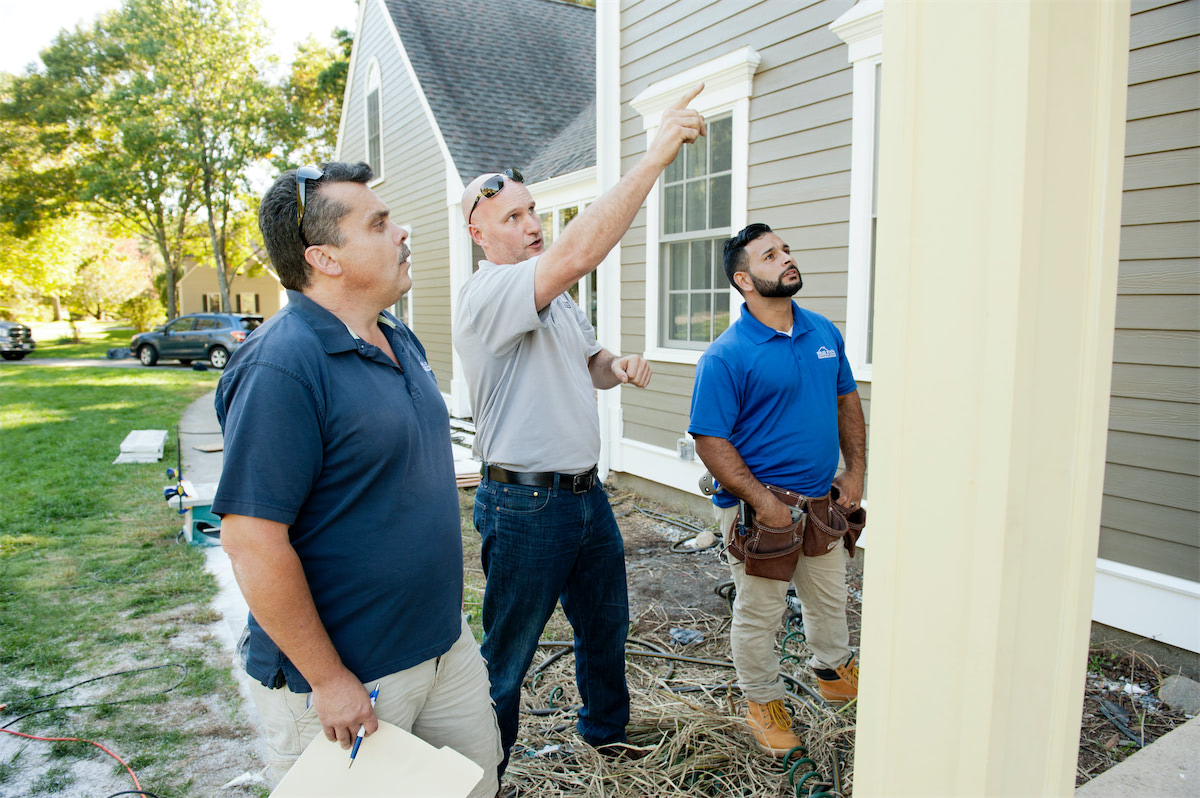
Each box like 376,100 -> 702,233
1075,715 -> 1199,797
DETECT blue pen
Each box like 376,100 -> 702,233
347,683 -> 380,768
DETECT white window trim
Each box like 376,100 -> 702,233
364,58 -> 384,186
832,0 -> 883,383
631,46 -> 760,366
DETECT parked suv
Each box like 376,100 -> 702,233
130,313 -> 262,369
0,321 -> 36,361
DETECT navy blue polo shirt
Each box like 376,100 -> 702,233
689,301 -> 857,508
212,290 -> 462,691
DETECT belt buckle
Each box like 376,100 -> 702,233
571,470 -> 593,495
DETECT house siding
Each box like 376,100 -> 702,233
340,0 -> 454,392
1099,0 -> 1200,581
617,0 -> 858,459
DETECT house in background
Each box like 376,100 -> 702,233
176,256 -> 285,318
333,0 -> 597,419
336,0 -> 1198,660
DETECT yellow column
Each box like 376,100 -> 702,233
855,1 -> 1130,795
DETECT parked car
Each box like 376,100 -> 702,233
130,313 -> 262,369
0,321 -> 36,361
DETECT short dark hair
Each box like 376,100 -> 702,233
258,162 -> 374,290
723,223 -> 774,296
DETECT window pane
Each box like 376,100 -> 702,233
709,174 -> 731,228
559,205 -> 578,228
691,293 -> 711,342
690,239 -> 711,290
710,116 -> 732,172
664,184 -> 683,234
665,149 -> 684,183
713,291 -> 730,338
540,212 -> 554,246
669,294 -> 688,341
713,239 -> 726,288
669,242 -> 689,289
685,137 -> 707,179
686,179 -> 707,231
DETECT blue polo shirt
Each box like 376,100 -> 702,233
688,301 -> 857,508
212,290 -> 462,691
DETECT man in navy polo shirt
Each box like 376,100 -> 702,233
213,162 -> 500,795
689,222 -> 866,757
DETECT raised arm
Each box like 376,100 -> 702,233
693,434 -> 794,529
220,514 -> 378,748
533,84 -> 707,310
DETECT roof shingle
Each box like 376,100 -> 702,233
384,0 -> 596,186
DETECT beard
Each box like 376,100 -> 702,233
749,270 -> 802,298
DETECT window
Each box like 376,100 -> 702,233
236,293 -> 259,314
832,0 -> 884,380
660,116 -> 733,349
631,46 -> 760,364
202,293 -> 222,312
365,61 -> 383,181
194,317 -> 223,330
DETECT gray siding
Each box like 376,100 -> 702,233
618,0 -> 857,453
1099,0 -> 1200,581
341,0 -> 454,392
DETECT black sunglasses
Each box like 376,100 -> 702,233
468,168 -> 524,224
296,165 -> 324,247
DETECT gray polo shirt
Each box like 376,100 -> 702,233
454,256 -> 603,473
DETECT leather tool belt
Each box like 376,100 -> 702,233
727,485 -> 865,581
481,463 -> 598,495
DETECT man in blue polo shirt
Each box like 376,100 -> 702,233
213,162 -> 500,795
689,222 -> 866,757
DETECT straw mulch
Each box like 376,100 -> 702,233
501,612 -> 855,797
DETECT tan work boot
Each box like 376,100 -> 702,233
815,655 -> 859,703
745,699 -> 802,756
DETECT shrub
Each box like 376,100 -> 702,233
119,292 -> 166,332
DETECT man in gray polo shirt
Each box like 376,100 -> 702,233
453,86 -> 706,774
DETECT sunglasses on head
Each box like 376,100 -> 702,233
468,168 -> 524,224
296,165 -> 324,247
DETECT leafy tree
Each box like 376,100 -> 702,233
66,236 -> 156,320
275,28 -> 353,168
0,216 -> 84,320
2,13 -> 201,319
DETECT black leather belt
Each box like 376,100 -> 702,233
481,463 -> 598,495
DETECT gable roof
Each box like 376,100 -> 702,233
383,0 -> 595,186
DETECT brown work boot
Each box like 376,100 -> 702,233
745,699 -> 802,756
814,655 -> 859,703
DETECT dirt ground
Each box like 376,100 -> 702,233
495,486 -> 1189,797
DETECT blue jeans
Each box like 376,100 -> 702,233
475,476 -> 630,774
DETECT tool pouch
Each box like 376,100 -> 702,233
829,486 -> 867,556
800,493 -> 849,557
727,484 -> 818,581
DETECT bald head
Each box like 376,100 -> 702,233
462,173 -> 501,224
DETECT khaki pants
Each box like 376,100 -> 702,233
247,615 -> 502,798
716,505 -> 852,704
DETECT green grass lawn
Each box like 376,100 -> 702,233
0,365 -> 264,797
26,322 -> 136,360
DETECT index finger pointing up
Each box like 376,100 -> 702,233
671,82 -> 704,111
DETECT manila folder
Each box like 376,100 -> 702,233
270,720 -> 484,797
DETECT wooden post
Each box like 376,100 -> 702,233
854,1 -> 1131,794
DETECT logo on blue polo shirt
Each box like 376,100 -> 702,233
816,346 -> 837,359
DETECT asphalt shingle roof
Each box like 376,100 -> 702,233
384,0 -> 596,187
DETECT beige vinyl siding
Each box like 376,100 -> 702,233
1099,0 -> 1200,581
341,0 -> 454,391
618,0 -> 857,457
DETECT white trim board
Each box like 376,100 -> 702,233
614,437 -> 1200,654
1093,559 -> 1200,654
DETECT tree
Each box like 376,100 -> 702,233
275,28 -> 353,168
0,216 -> 84,320
2,14 -> 202,319
66,236 -> 156,320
